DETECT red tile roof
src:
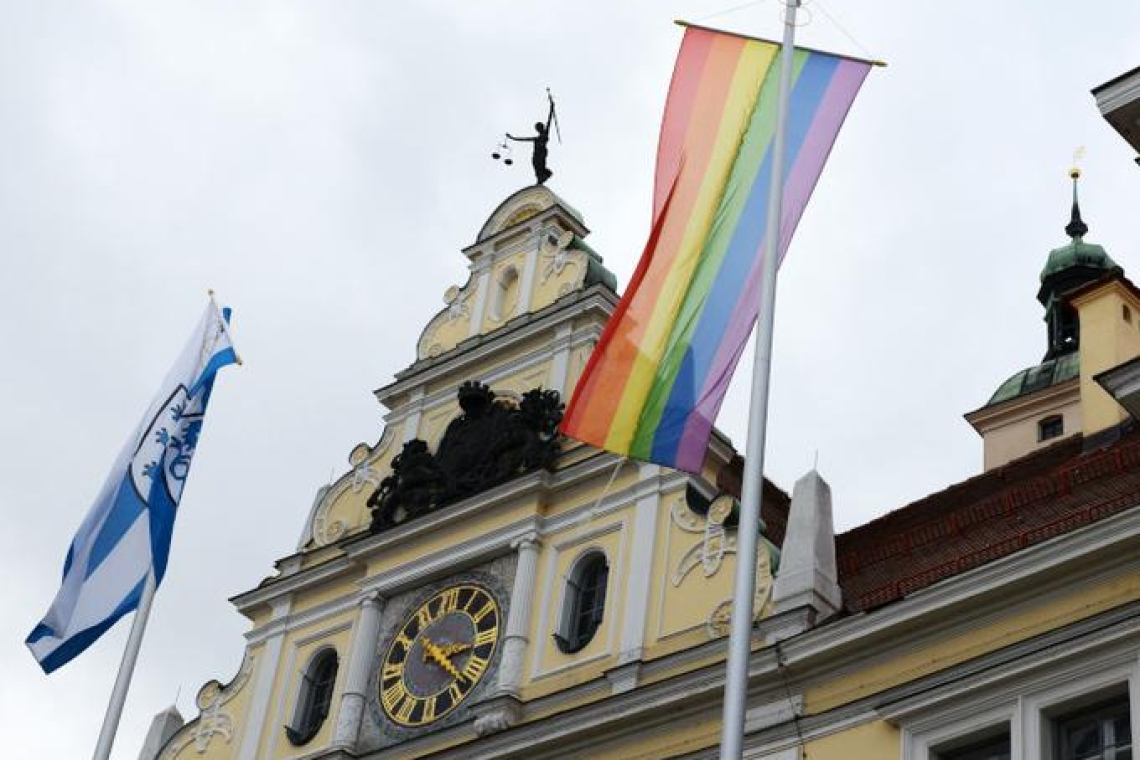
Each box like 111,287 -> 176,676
836,426 -> 1140,612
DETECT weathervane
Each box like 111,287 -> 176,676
492,89 -> 562,185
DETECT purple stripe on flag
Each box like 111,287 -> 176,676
778,59 -> 870,254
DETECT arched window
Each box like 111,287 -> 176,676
490,266 -> 520,322
554,551 -> 609,654
285,649 -> 338,746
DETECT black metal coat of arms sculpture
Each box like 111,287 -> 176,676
368,382 -> 563,533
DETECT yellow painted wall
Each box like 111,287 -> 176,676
311,424 -> 405,544
1072,281 -> 1140,436
162,648 -> 260,760
522,515 -> 629,699
804,720 -> 900,760
363,499 -> 538,574
421,332 -> 562,398
420,288 -> 477,360
586,713 -> 722,760
640,482 -> 774,663
978,390 -> 1080,470
258,622 -> 355,759
532,248 -> 592,308
806,565 -> 1140,713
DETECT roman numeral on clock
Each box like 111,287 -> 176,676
416,604 -> 435,630
448,682 -> 464,703
463,654 -> 488,682
421,695 -> 437,723
382,681 -> 408,713
381,662 -> 404,683
438,587 -> 462,614
395,695 -> 417,723
472,600 -> 495,624
474,627 -> 497,647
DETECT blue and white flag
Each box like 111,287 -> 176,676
27,301 -> 238,674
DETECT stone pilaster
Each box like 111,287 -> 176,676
474,533 -> 541,736
498,533 -> 541,697
331,592 -> 385,750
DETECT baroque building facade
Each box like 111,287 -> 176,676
143,182 -> 1140,760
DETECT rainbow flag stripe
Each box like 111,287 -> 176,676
561,25 -> 871,473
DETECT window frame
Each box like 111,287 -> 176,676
285,647 -> 339,746
897,646 -> 1139,760
1052,694 -> 1132,759
1038,415 -> 1065,443
554,550 -> 610,654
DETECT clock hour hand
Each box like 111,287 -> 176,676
421,638 -> 463,680
436,642 -> 471,657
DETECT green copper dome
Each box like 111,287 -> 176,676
986,352 -> 1080,407
1040,237 -> 1115,282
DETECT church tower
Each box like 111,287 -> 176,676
144,185 -> 791,759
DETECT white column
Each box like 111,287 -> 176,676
616,464 -> 661,666
402,387 -> 426,443
517,238 -> 541,316
468,266 -> 492,338
497,534 -> 542,697
548,323 -> 574,396
331,592 -> 385,750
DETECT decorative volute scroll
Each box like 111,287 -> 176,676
415,185 -> 615,361
368,381 -> 564,532
156,652 -> 255,759
666,485 -> 779,639
297,429 -> 399,550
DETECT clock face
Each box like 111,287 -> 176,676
380,584 -> 501,727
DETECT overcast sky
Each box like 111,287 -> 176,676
2,2 -> 1139,758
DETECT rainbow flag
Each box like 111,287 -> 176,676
561,24 -> 872,473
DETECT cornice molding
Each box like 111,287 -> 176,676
376,287 -> 617,406
785,504 -> 1140,664
965,377 -> 1080,429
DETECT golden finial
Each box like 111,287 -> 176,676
1069,146 -> 1086,179
1065,147 -> 1088,239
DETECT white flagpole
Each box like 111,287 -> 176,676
719,1 -> 800,757
93,571 -> 158,760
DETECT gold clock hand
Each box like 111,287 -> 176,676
438,642 -> 471,657
422,639 -> 463,680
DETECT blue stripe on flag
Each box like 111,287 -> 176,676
86,479 -> 146,579
34,576 -> 147,675
26,302 -> 238,674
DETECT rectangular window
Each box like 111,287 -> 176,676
1039,415 -> 1065,442
1055,697 -> 1131,759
